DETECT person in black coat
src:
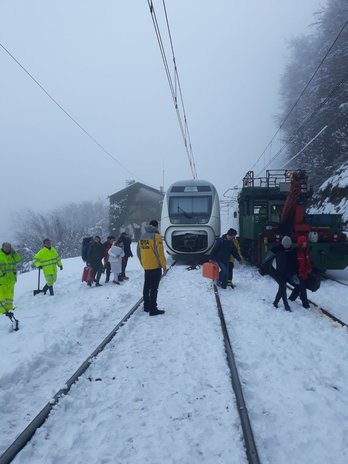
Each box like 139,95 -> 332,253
81,237 -> 93,263
117,232 -> 133,281
265,235 -> 297,311
87,236 -> 105,286
210,229 -> 242,289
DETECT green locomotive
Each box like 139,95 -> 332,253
238,170 -> 348,272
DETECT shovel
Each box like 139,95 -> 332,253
1,301 -> 19,331
33,268 -> 41,296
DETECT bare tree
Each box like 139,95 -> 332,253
13,200 -> 108,266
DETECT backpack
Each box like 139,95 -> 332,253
81,237 -> 93,262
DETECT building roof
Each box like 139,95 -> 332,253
109,182 -> 163,201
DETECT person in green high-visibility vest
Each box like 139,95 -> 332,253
0,242 -> 22,317
33,239 -> 62,296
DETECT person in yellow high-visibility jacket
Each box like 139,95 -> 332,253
227,229 -> 242,288
0,242 -> 22,316
137,220 -> 166,316
33,239 -> 62,296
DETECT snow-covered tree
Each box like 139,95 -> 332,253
278,0 -> 348,189
13,200 -> 108,267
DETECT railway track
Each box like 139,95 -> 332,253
2,264 -> 346,464
323,274 -> 348,288
307,298 -> 347,328
213,283 -> 261,464
285,281 -> 348,328
1,264 -> 256,464
0,297 -> 144,464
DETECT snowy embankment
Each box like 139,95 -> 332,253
1,248 -> 348,464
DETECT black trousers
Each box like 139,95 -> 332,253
227,262 -> 234,284
90,261 -> 103,284
273,274 -> 289,306
289,278 -> 309,305
105,262 -> 111,282
143,268 -> 162,312
120,256 -> 129,279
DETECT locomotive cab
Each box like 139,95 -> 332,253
238,170 -> 348,271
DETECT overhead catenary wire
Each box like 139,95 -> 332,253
146,0 -> 197,179
256,72 -> 348,176
250,17 -> 348,174
0,41 -> 144,183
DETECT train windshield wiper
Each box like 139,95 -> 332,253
177,206 -> 193,219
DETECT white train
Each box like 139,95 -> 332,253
160,179 -> 221,261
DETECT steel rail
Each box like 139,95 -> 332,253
0,297 -> 143,464
0,262 -> 176,464
213,283 -> 261,464
323,275 -> 348,288
285,284 -> 347,328
307,298 -> 347,328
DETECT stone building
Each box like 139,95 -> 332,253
109,182 -> 164,241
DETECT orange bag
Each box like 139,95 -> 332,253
202,262 -> 219,280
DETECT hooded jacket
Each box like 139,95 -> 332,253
296,236 -> 312,280
108,244 -> 125,264
34,246 -> 62,276
137,225 -> 166,270
0,248 -> 22,286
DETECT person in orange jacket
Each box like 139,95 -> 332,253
289,235 -> 312,308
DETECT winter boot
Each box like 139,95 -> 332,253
96,282 -> 103,287
42,284 -> 49,295
149,309 -> 165,316
284,302 -> 292,312
49,286 -> 54,296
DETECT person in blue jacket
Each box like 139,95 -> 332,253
210,229 -> 242,289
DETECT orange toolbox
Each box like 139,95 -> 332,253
202,262 -> 219,280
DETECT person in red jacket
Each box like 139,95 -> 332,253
289,235 -> 311,308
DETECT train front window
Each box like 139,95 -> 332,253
169,196 -> 212,223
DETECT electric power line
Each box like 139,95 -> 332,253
256,72 -> 348,176
146,0 -> 197,179
250,17 -> 348,174
0,41 -> 144,183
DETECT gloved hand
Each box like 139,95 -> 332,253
39,266 -> 43,269
59,266 -> 63,271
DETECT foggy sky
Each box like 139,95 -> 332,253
0,0 -> 325,241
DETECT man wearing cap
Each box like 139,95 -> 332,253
33,239 -> 62,296
227,228 -> 242,288
210,229 -> 242,289
0,242 -> 22,319
137,220 -> 167,316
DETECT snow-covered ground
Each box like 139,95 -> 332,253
1,246 -> 348,464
